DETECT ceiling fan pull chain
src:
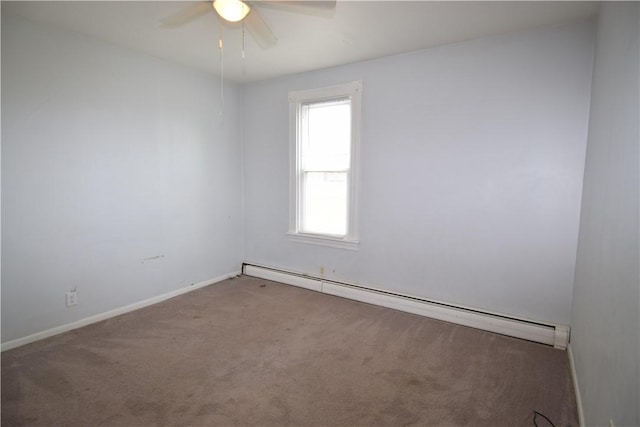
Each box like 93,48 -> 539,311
242,21 -> 246,77
218,17 -> 224,116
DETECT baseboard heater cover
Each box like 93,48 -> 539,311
242,264 -> 570,349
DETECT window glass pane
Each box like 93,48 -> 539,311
302,100 -> 351,171
301,171 -> 347,236
289,81 -> 361,245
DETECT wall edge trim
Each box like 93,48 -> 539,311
1,271 -> 240,352
568,343 -> 585,427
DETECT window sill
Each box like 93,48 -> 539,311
286,232 -> 359,250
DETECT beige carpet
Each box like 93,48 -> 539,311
2,275 -> 578,426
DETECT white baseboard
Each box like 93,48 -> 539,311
247,265 -> 322,292
568,344 -> 585,427
243,264 -> 570,349
1,271 -> 240,352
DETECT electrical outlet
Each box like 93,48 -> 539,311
320,267 -> 325,276
609,419 -> 615,427
66,291 -> 78,307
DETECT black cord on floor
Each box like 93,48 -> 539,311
533,410 -> 556,427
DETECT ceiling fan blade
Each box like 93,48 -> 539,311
245,8 -> 277,48
256,0 -> 336,17
161,2 -> 212,28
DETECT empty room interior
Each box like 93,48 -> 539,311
1,1 -> 638,426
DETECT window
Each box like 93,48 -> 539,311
288,81 -> 362,249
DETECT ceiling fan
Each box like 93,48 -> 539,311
162,0 -> 337,49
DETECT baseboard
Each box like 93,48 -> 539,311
1,271 -> 240,352
243,263 -> 570,349
567,344 -> 585,427
247,264 -> 322,292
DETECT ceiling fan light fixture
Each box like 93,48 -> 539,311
213,0 -> 251,22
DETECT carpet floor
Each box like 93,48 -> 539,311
2,275 -> 578,426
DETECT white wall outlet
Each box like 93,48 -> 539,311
66,290 -> 78,307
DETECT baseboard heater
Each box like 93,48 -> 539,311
242,263 -> 569,350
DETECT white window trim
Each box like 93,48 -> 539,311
288,80 -> 362,250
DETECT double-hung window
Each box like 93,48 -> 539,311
288,81 -> 362,249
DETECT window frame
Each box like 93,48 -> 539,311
287,81 -> 362,250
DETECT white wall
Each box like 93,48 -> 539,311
570,3 -> 639,426
242,22 -> 595,325
1,13 -> 243,343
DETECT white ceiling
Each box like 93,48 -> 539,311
4,1 -> 599,83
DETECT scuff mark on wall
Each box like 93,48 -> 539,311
140,255 -> 164,264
